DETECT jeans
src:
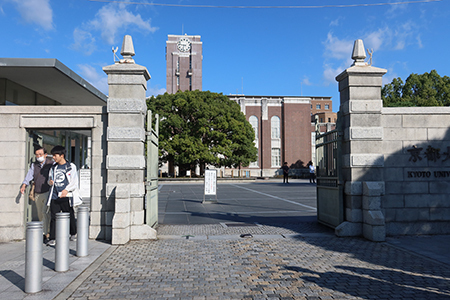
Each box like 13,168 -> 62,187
49,197 -> 77,240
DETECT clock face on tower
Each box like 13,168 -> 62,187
177,38 -> 191,52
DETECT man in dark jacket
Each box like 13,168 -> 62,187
21,147 -> 53,242
282,162 -> 289,184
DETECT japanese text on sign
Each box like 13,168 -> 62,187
204,169 -> 217,195
407,145 -> 450,163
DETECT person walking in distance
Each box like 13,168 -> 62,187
282,162 -> 290,184
308,161 -> 316,184
20,147 -> 53,243
46,145 -> 78,246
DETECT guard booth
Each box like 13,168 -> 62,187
315,116 -> 344,228
0,57 -> 108,242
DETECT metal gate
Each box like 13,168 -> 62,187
145,110 -> 159,227
315,126 -> 344,228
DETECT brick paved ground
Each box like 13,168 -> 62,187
67,224 -> 450,300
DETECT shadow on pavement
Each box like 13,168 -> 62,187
284,265 -> 450,299
288,234 -> 450,287
0,270 -> 24,291
43,257 -> 55,270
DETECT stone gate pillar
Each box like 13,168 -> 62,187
335,39 -> 387,241
103,35 -> 156,245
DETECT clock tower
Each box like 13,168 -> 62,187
166,34 -> 203,94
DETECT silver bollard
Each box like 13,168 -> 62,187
76,206 -> 89,257
25,221 -> 43,293
55,212 -> 70,272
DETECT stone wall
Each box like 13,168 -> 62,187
382,108 -> 450,235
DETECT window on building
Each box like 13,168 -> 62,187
177,60 -> 180,71
328,118 -> 331,122
177,77 -> 180,86
316,104 -> 321,109
249,116 -> 258,140
320,118 -> 324,122
271,116 -> 280,139
249,153 -> 258,167
271,148 -> 281,167
249,116 -> 259,167
325,104 -> 329,110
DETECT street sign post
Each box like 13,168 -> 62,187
203,169 -> 218,203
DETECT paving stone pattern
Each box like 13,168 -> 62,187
67,230 -> 450,300
156,223 -> 328,236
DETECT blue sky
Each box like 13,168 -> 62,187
1,0 -> 449,111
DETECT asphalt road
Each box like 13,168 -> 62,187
158,180 -> 318,225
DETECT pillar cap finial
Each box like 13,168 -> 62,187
352,39 -> 367,66
120,35 -> 135,63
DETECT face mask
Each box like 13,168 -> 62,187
36,156 -> 45,163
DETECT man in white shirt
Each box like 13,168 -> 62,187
46,145 -> 78,246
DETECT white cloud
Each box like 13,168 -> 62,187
88,3 -> 158,45
301,77 -> 312,86
329,16 -> 344,27
323,64 -> 345,86
12,0 -> 53,30
416,35 -> 423,48
323,32 -> 353,60
71,28 -> 97,55
72,3 -> 158,55
362,20 -> 422,52
385,1 -> 409,18
147,86 -> 166,97
364,28 -> 387,52
77,64 -> 108,95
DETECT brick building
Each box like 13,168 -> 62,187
228,95 -> 333,177
166,34 -> 202,94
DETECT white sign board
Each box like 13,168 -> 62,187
79,169 -> 91,198
204,169 -> 217,196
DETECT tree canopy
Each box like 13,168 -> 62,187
382,70 -> 450,107
147,90 -> 257,171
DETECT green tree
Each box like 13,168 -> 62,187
382,70 -> 450,107
147,90 -> 257,173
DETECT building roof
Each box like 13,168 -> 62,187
0,58 -> 107,105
